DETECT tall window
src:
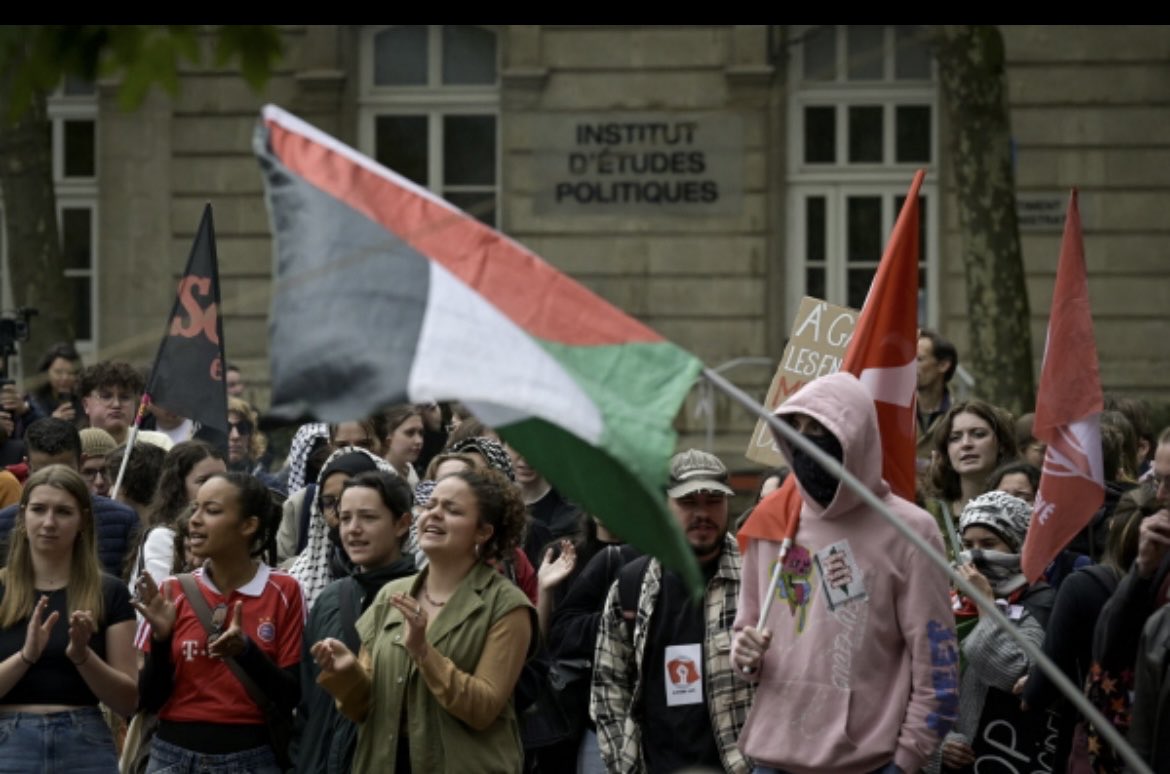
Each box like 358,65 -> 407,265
359,26 -> 500,227
786,25 -> 938,325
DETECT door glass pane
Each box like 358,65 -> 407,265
804,107 -> 836,164
895,26 -> 932,79
63,120 -> 96,178
445,192 -> 496,227
806,196 -> 826,262
61,208 -> 92,270
375,115 -> 428,185
848,267 -> 876,309
442,26 -> 497,85
802,25 -> 837,82
848,106 -> 883,163
443,115 -> 496,186
846,26 -> 884,80
896,106 -> 931,163
847,196 -> 882,264
68,276 -> 92,340
374,26 -> 428,86
806,266 -> 826,301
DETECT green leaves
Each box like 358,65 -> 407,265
0,25 -> 284,120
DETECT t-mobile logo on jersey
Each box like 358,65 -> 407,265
180,640 -> 207,661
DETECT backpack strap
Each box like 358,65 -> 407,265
176,573 -> 276,715
617,554 -> 653,624
337,576 -> 361,654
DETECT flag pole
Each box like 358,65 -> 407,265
702,366 -> 1153,774
110,394 -> 152,501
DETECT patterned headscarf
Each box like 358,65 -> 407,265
289,445 -> 419,609
286,422 -> 329,495
959,490 -> 1032,553
445,436 -> 515,481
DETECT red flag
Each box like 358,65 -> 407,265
1021,189 -> 1104,582
739,170 -> 923,550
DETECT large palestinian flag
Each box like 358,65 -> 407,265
254,105 -> 704,587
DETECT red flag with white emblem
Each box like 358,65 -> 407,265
739,170 -> 923,549
1021,189 -> 1104,582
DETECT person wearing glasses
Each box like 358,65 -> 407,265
226,397 -> 283,495
289,447 -> 401,610
78,427 -> 117,498
80,360 -> 145,446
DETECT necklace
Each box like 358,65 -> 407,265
422,585 -> 447,608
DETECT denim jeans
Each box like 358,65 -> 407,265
0,706 -> 118,773
145,737 -> 281,774
577,728 -> 606,774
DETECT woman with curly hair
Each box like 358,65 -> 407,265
314,467 -> 536,773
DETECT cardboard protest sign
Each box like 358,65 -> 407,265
745,297 -> 857,466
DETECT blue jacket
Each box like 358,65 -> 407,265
0,495 -> 139,579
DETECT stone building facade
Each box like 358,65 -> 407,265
11,25 -> 1169,470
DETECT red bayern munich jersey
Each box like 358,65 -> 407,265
136,564 -> 306,724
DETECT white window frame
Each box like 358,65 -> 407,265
785,25 -> 939,327
50,87 -> 98,357
358,25 -> 501,226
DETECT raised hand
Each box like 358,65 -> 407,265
389,592 -> 429,658
22,595 -> 60,663
131,573 -> 177,641
311,637 -> 356,675
208,601 -> 248,660
538,539 -> 577,592
65,609 -> 96,665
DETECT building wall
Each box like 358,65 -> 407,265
941,25 -> 1170,401
93,24 -> 1170,470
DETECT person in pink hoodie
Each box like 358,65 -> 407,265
732,371 -> 959,774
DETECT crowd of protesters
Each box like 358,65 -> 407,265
0,339 -> 1167,774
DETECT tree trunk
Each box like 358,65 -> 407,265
932,25 -> 1034,416
0,42 -> 73,384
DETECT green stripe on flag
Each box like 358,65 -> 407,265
507,339 -> 703,591
497,417 -> 702,594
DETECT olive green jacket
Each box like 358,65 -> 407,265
349,562 -> 535,773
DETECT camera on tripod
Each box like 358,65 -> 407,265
0,307 -> 38,368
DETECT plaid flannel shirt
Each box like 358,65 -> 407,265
590,535 -> 754,774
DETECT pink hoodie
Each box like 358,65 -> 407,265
733,372 -> 958,774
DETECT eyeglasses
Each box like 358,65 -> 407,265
320,495 -> 340,513
92,391 -> 135,406
80,468 -> 108,482
227,419 -> 253,436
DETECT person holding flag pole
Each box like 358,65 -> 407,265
717,176 -> 1153,774
111,204 -> 230,502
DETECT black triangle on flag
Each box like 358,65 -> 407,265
145,203 -> 229,442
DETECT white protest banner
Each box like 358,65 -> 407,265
745,296 -> 857,466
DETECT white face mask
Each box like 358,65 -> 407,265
956,548 -> 1027,596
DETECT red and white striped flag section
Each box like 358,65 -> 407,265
739,170 -> 923,551
1021,189 -> 1104,582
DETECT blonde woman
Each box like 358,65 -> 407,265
0,465 -> 137,772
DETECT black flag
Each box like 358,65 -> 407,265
146,203 -> 228,446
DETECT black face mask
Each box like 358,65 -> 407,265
790,431 -> 844,507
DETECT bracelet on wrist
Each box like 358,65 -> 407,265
19,650 -> 35,666
69,649 -> 89,667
